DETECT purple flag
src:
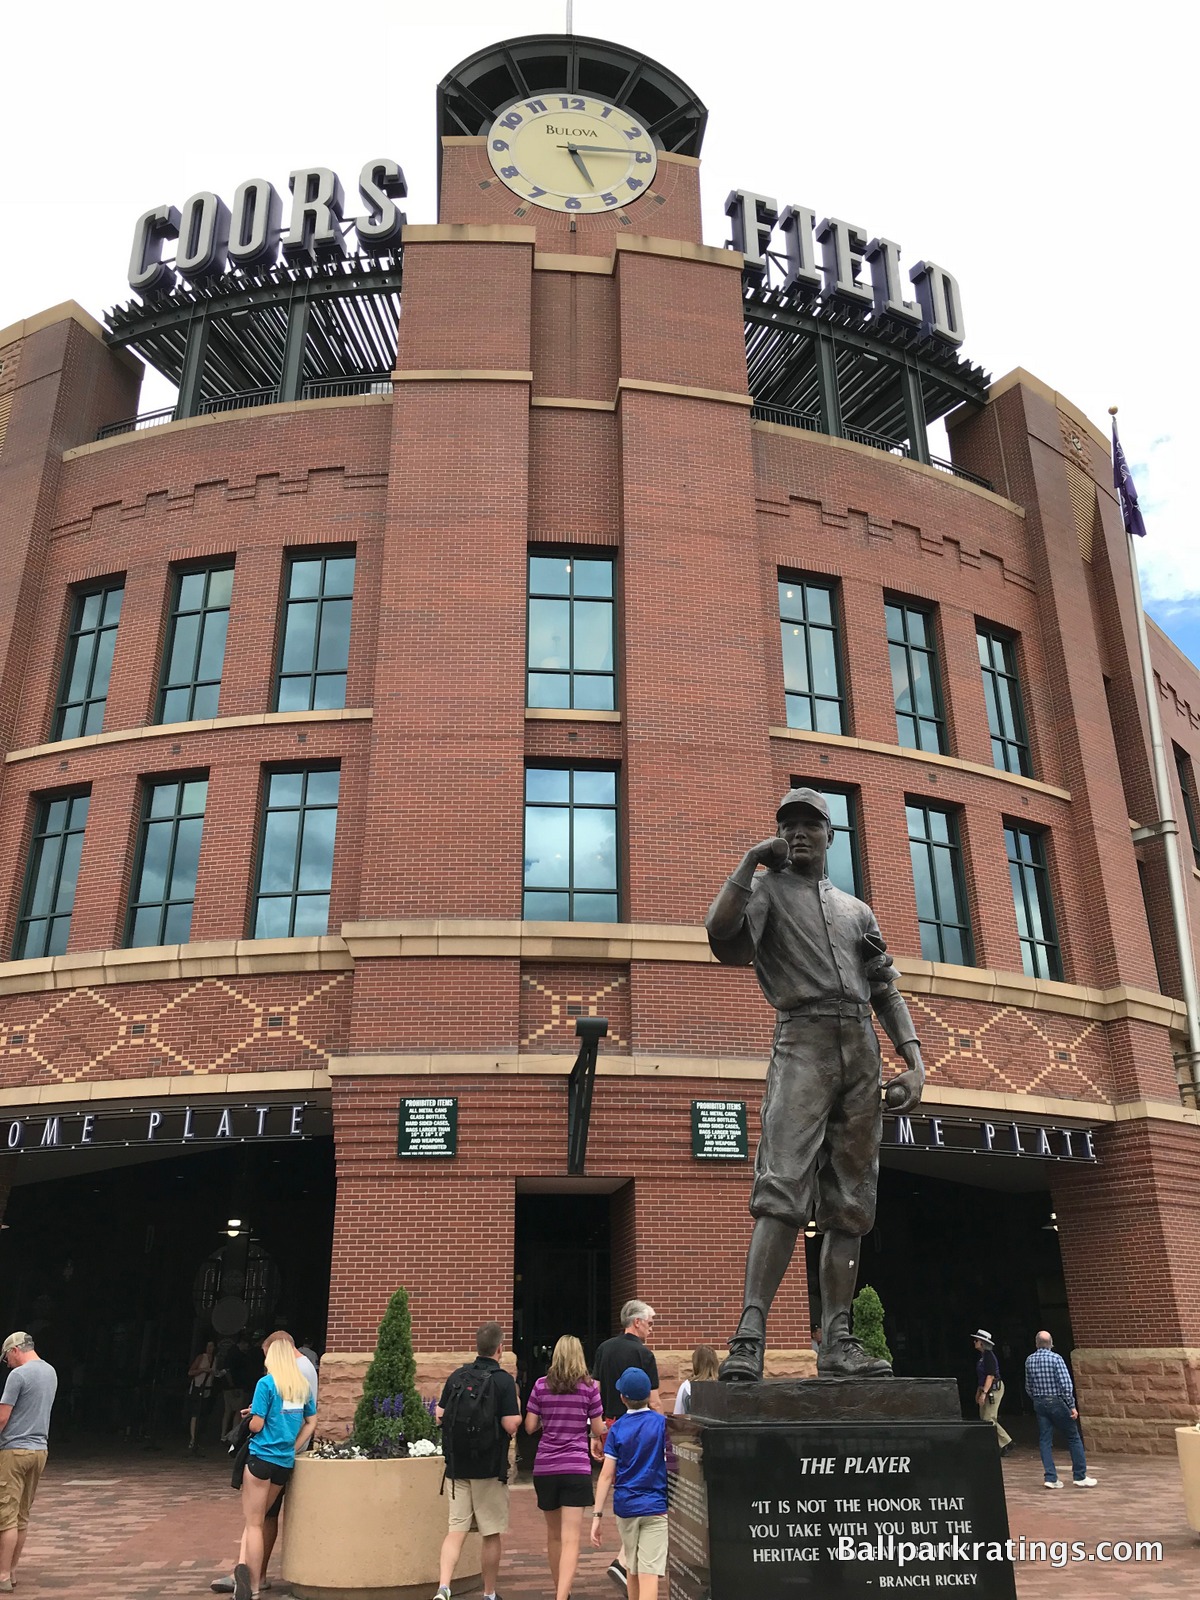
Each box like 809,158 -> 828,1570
1112,418 -> 1147,538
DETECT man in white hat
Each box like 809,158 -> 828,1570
0,1331 -> 58,1593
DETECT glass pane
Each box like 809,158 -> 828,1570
312,673 -> 347,711
1025,877 -> 1048,944
529,556 -> 572,596
292,894 -> 330,937
526,768 -> 569,804
169,818 -> 204,898
918,718 -> 943,754
910,653 -> 937,718
316,598 -> 353,672
82,700 -> 107,737
781,624 -> 810,694
1010,863 -> 1031,938
977,632 -> 991,668
910,843 -> 936,920
884,604 -> 902,642
259,812 -> 300,893
573,806 -> 617,890
815,698 -> 843,735
528,599 -> 571,670
27,845 -> 59,917
254,897 -> 293,939
826,832 -> 855,896
178,572 -> 206,611
941,926 -> 965,965
933,847 -> 961,925
276,676 -> 312,713
197,610 -> 229,681
207,566 -> 234,608
281,602 -> 318,672
573,559 -> 613,598
149,783 -> 178,819
805,585 -> 833,625
102,587 -> 124,624
298,808 -> 338,891
906,609 -> 928,647
192,683 -> 220,720
46,919 -> 69,958
786,694 -> 814,732
306,769 -> 341,806
44,799 -> 68,834
269,771 -> 304,806
53,831 -> 84,913
889,644 -> 912,714
573,675 -> 615,711
130,905 -> 163,948
524,806 -> 570,887
896,712 -> 917,750
573,770 -> 615,805
58,705 -> 83,742
574,893 -> 618,922
905,805 -> 925,838
525,890 -> 570,920
137,820 -> 173,903
918,922 -> 941,962
779,582 -> 802,622
981,673 -> 1002,739
527,673 -> 570,708
164,900 -> 194,944
16,920 -> 44,960
573,601 -> 614,672
324,556 -> 356,596
67,793 -> 89,826
161,687 -> 190,724
289,559 -> 322,599
810,629 -> 838,697
928,809 -> 950,844
65,638 -> 94,704
166,613 -> 200,684
823,793 -> 850,829
91,626 -> 117,696
79,593 -> 103,630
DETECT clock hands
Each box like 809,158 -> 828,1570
561,143 -> 595,189
561,144 -> 637,155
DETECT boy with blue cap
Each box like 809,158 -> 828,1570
590,1367 -> 668,1599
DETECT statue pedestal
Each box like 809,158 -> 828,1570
667,1379 -> 1016,1598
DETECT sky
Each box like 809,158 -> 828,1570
5,2 -> 1195,659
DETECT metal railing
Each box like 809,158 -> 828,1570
930,454 -> 993,492
843,423 -> 910,458
301,375 -> 392,400
95,376 -> 397,440
749,403 -> 821,433
750,403 -> 994,492
96,406 -> 177,440
197,387 -> 280,415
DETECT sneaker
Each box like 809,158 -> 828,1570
210,1582 -> 234,1595
607,1556 -> 628,1589
433,1588 -> 452,1599
1043,1479 -> 1062,1489
1073,1476 -> 1098,1487
232,1565 -> 252,1600
999,1442 -> 1014,1457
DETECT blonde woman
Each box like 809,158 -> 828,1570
673,1345 -> 720,1415
525,1335 -> 604,1600
233,1339 -> 316,1600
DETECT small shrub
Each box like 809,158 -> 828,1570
852,1285 -> 892,1364
352,1287 -> 440,1451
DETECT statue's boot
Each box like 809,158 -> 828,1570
718,1306 -> 765,1382
817,1311 -> 893,1378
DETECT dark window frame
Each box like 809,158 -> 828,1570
52,580 -> 125,741
156,561 -> 235,725
526,548 -> 617,711
886,597 -> 946,754
977,623 -> 1031,777
523,763 -> 621,923
1004,822 -> 1063,981
1174,744 -> 1200,870
778,575 -> 846,735
906,799 -> 974,965
13,790 -> 91,960
251,764 -> 341,940
125,774 -> 209,949
790,776 -> 862,897
273,549 -> 356,714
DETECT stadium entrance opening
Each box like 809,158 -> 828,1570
807,1161 -> 1071,1416
0,1116 -> 335,1446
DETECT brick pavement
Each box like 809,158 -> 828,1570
9,1444 -> 1197,1598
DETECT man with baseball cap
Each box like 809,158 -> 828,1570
706,788 -> 925,1381
0,1332 -> 58,1592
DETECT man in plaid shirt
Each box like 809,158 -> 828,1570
1024,1331 -> 1096,1488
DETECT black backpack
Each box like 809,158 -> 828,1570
441,1362 -> 501,1483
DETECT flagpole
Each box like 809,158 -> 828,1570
1111,407 -> 1200,1104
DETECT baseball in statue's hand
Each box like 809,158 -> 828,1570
884,1080 -> 910,1109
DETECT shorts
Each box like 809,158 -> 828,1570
0,1449 -> 47,1533
750,1012 -> 882,1234
246,1455 -> 294,1488
616,1512 -> 668,1576
446,1475 -> 510,1536
534,1472 -> 594,1511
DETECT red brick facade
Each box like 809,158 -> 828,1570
1,132 -> 1198,1452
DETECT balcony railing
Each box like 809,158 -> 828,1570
94,375 -> 394,440
750,403 -> 993,492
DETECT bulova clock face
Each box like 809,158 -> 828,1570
487,93 -> 658,214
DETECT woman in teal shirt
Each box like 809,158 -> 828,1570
234,1340 -> 316,1600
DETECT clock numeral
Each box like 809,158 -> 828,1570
524,98 -> 547,113
601,192 -> 619,208
500,165 -> 519,179
492,139 -> 510,153
626,178 -> 644,193
634,151 -> 653,164
559,95 -> 586,111
624,125 -> 645,141
564,196 -> 583,210
500,110 -> 523,130
528,186 -> 547,199
600,105 -> 613,118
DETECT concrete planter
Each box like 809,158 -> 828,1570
281,1454 -> 481,1599
1177,1426 -> 1200,1533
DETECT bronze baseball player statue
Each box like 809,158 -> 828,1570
706,788 -> 925,1381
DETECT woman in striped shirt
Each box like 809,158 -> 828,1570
525,1336 -> 605,1600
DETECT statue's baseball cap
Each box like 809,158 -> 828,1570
617,1366 -> 652,1403
776,787 -> 831,825
1,1332 -> 30,1357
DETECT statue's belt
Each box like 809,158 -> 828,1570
776,1000 -> 872,1021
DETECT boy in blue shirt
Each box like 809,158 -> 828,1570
590,1367 -> 668,1600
